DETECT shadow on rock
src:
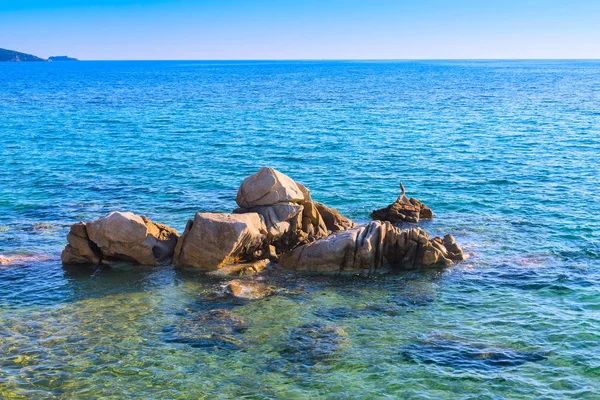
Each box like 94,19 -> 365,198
400,335 -> 547,371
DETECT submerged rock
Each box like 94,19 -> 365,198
163,309 -> 247,350
173,212 -> 267,270
280,221 -> 461,274
278,322 -> 347,366
400,336 -> 547,370
314,304 -> 401,321
207,259 -> 271,277
371,182 -> 434,224
61,212 -> 179,266
0,253 -> 53,266
224,279 -> 278,300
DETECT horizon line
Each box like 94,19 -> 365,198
34,58 -> 600,62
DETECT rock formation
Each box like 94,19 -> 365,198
370,182 -> 434,224
280,220 -> 464,274
61,212 -> 179,265
233,167 -> 352,254
173,212 -> 268,269
61,167 -> 465,276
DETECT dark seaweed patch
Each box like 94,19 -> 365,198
277,322 -> 347,366
314,303 -> 401,321
162,309 -> 247,351
400,337 -> 547,371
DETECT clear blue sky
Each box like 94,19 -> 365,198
1,0 -> 599,60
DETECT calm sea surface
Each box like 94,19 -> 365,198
1,60 -> 599,398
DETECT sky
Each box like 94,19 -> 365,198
1,0 -> 599,60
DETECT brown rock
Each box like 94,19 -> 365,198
236,167 -> 304,208
301,201 -> 329,240
173,212 -> 267,270
371,182 -> 434,224
234,168 -> 335,254
296,182 -> 313,202
234,202 -> 303,240
141,217 -> 180,264
208,259 -> 271,277
280,221 -> 454,274
61,213 -> 179,266
225,279 -> 277,300
443,234 -> 466,261
315,202 -> 356,232
85,212 -> 178,265
61,222 -> 101,265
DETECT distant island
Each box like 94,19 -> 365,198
48,56 -> 79,62
0,48 -> 46,62
0,48 -> 78,62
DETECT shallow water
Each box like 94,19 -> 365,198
1,60 -> 599,398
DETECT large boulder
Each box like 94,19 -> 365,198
173,212 -> 268,270
280,221 -> 462,274
371,182 -> 433,224
236,167 -> 304,208
61,212 -> 179,266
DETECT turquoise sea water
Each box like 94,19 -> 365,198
1,60 -> 599,398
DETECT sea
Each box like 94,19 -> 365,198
0,60 -> 599,399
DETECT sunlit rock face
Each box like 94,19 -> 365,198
173,212 -> 268,270
280,221 -> 464,274
61,212 -> 179,266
